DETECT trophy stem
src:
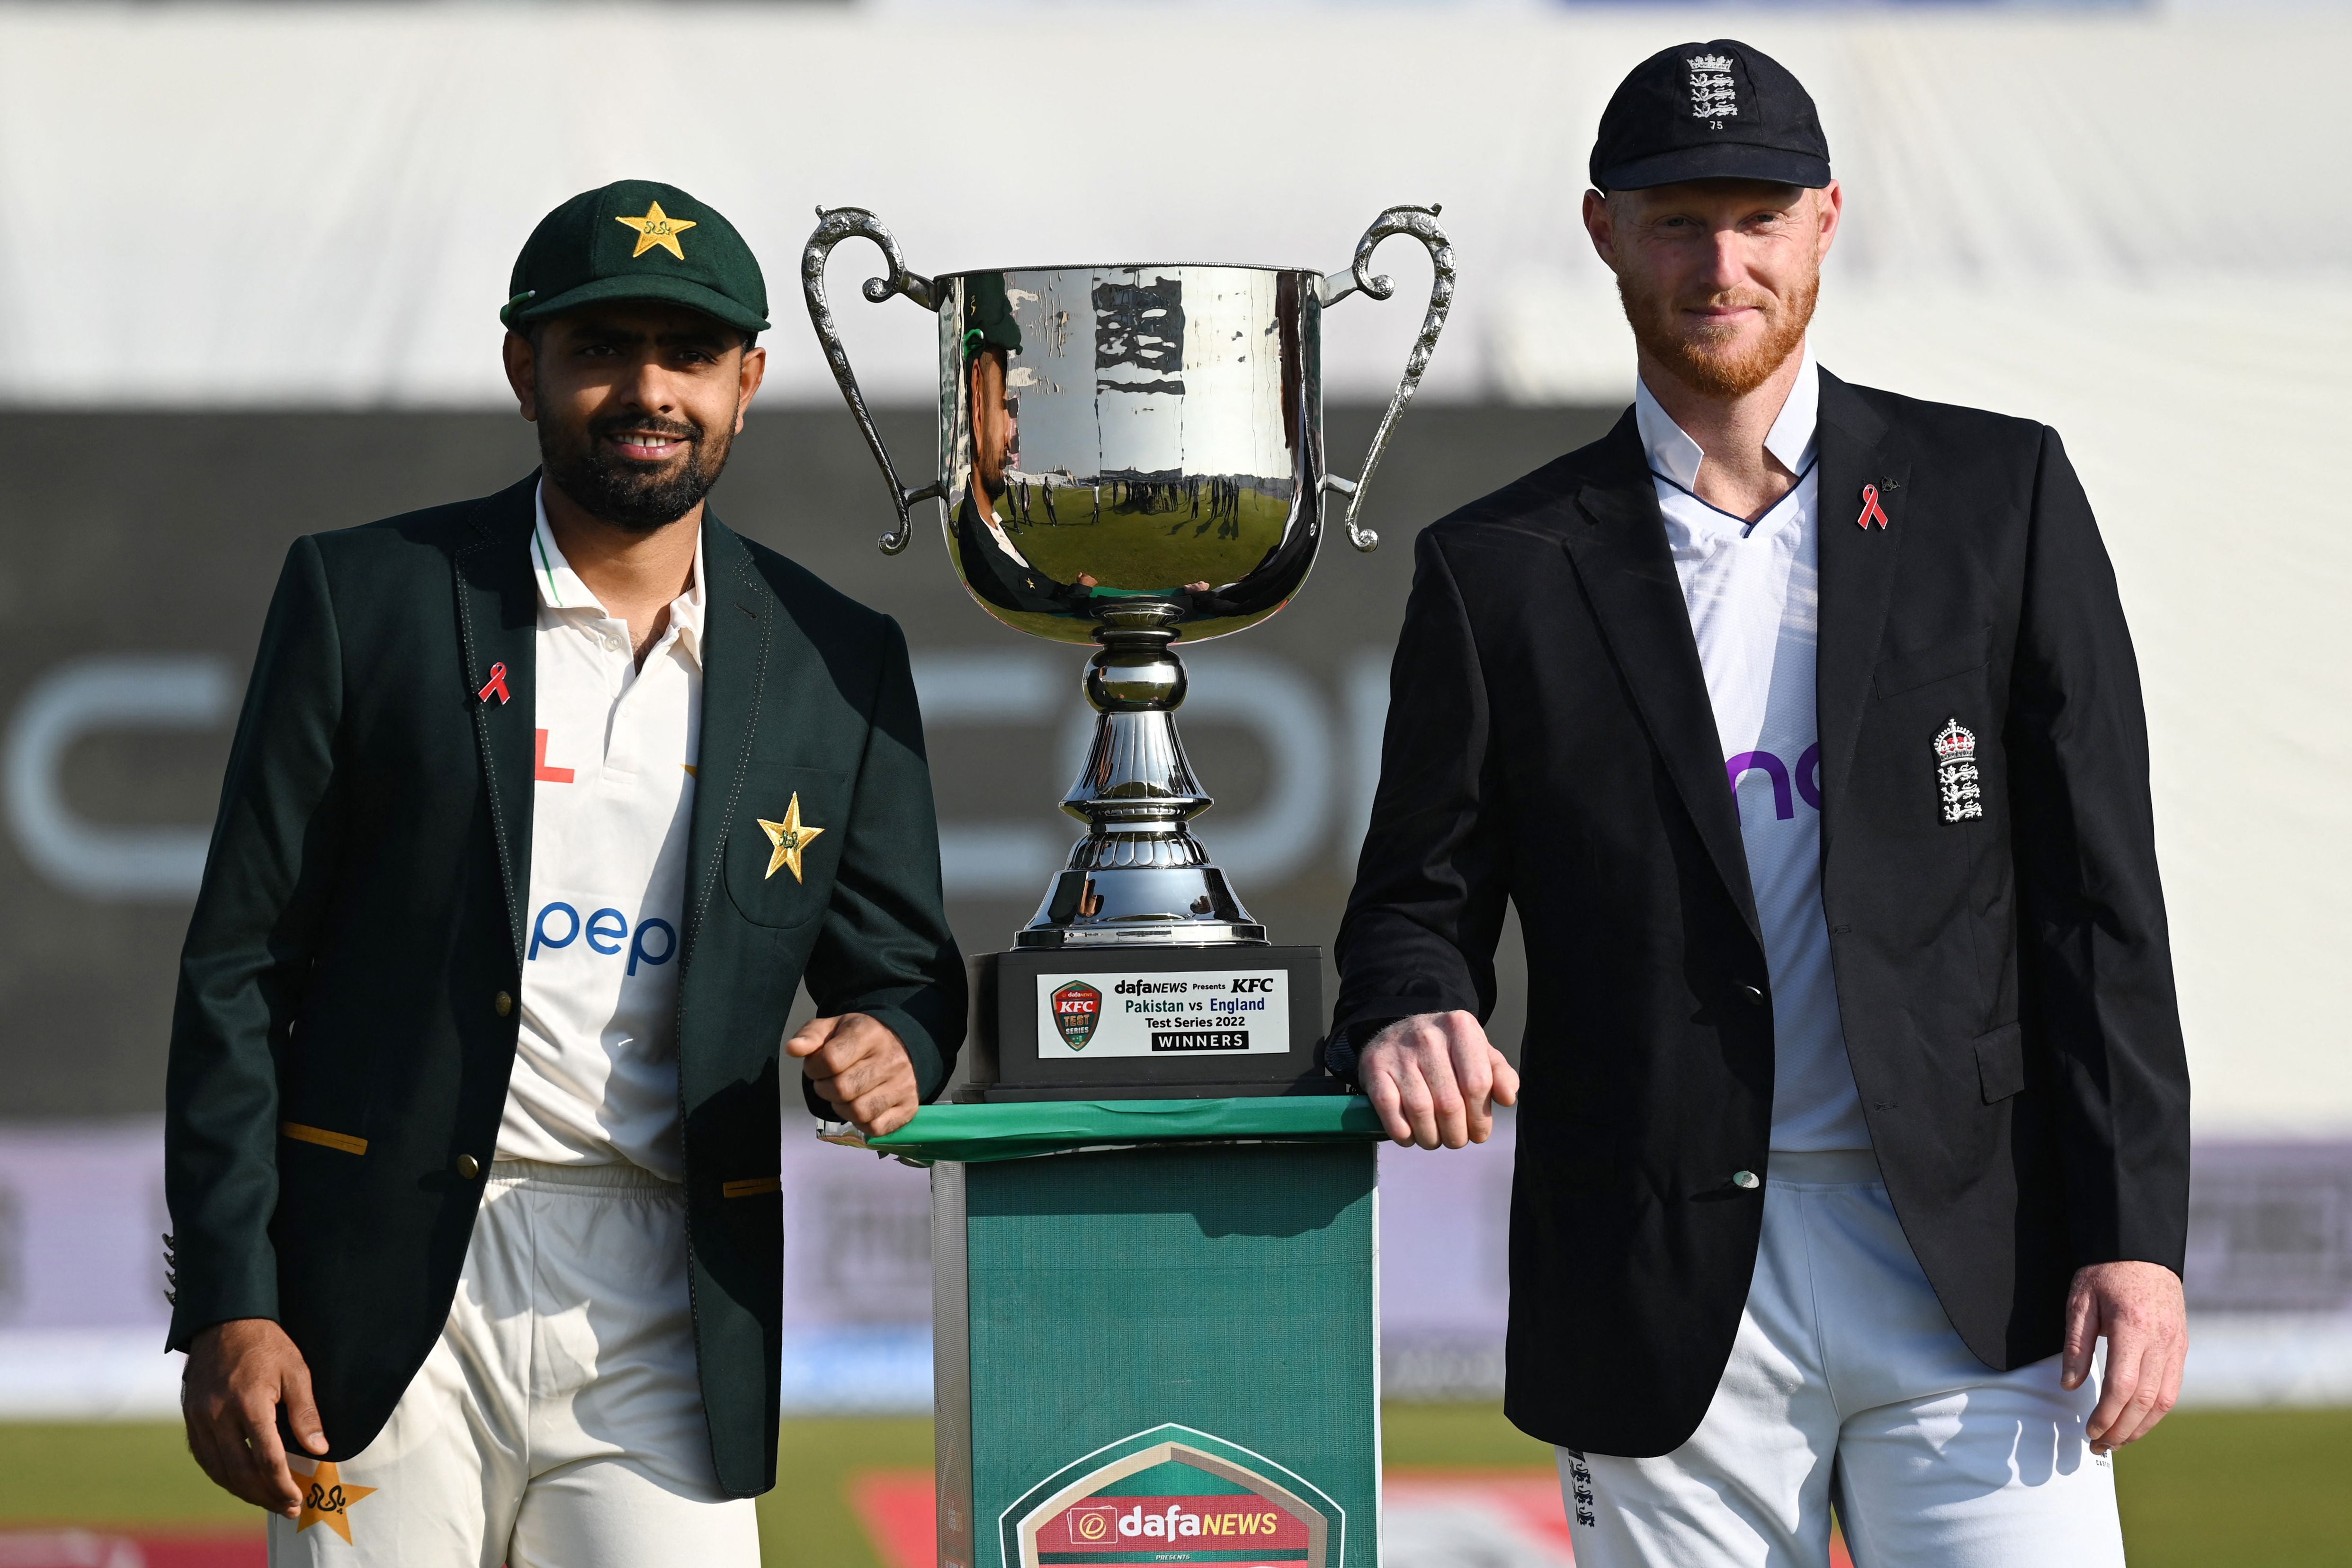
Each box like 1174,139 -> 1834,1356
1017,605 -> 1266,948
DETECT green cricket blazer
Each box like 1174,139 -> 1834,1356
163,474 -> 965,1496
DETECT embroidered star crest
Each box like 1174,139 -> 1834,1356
758,794 -> 824,883
293,1459 -> 377,1545
614,200 -> 696,260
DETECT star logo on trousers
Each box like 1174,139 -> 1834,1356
293,1459 -> 377,1544
758,794 -> 824,883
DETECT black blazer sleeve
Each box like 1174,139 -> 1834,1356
1331,526 -> 1512,1037
164,536 -> 349,1347
2007,429 -> 2190,1273
800,615 -> 966,1109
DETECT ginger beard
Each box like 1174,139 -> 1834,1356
1616,258 -> 1818,400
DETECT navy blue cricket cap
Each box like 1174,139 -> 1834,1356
1589,41 -> 1831,193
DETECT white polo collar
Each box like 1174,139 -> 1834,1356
530,480 -> 706,661
1634,342 -> 1819,493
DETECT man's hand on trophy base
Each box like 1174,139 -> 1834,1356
182,1317 -> 326,1516
790,1012 -> 921,1138
1361,1011 -> 1520,1150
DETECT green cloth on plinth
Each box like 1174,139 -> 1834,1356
849,1096 -> 1383,1164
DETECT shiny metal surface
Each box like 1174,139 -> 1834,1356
800,207 -> 943,554
801,206 -> 1453,944
931,257 -> 1324,647
1318,205 -> 1456,553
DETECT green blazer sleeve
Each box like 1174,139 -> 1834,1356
164,535 -> 349,1349
800,616 -> 966,1109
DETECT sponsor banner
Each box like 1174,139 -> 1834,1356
1038,1494 -> 1308,1560
4,1120 -> 2351,1415
1036,972 -> 1290,1059
1006,1426 -> 1339,1568
857,1470 -> 1589,1568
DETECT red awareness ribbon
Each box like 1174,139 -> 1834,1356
477,662 -> 511,705
1855,484 -> 1891,530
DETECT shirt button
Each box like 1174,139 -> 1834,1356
494,991 -> 513,1018
455,1154 -> 482,1180
1732,1170 -> 1761,1190
1739,985 -> 1767,1008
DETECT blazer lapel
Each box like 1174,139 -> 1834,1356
1812,372 -> 1910,844
680,514 -> 776,971
452,475 -> 541,968
1561,413 -> 1761,943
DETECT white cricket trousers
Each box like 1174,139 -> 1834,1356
1560,1150 -> 2124,1568
268,1159 -> 761,1568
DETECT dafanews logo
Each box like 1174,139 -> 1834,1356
1051,982 -> 1104,1049
1005,1424 -> 1342,1568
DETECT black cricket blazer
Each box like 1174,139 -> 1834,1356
1332,372 -> 2190,1458
163,475 -> 965,1496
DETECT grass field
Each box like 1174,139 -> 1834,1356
2,1406 -> 2345,1565
988,484 -> 1294,591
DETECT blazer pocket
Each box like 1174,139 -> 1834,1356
723,765 -> 850,930
1874,624 -> 1992,699
1973,1021 -> 2026,1103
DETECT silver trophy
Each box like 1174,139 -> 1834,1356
804,206 -> 1452,950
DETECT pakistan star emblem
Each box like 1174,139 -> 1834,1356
293,1459 -> 377,1545
758,794 -> 825,882
614,200 -> 697,260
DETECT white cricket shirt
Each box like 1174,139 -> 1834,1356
496,484 -> 704,1181
1635,349 -> 1871,1153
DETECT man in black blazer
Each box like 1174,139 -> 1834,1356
165,181 -> 963,1564
1329,43 -> 2189,1566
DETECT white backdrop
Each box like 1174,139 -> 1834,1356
0,5 -> 2346,1134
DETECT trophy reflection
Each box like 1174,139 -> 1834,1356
803,206 -> 1453,952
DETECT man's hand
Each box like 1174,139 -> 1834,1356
2063,1261 -> 2188,1453
789,1012 -> 921,1137
181,1317 -> 326,1516
1359,1011 -> 1521,1149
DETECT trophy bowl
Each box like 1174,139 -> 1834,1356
804,206 -> 1452,950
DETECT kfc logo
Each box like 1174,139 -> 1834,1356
1051,981 -> 1103,1049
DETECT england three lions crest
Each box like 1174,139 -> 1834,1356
1688,53 -> 1738,129
1933,718 -> 1984,824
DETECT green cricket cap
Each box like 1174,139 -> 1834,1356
501,179 -> 769,335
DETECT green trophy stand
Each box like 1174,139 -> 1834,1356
846,1098 -> 1386,1568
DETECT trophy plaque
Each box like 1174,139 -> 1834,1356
803,205 -> 1452,1099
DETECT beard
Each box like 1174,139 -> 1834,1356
537,403 -> 736,534
1617,266 -> 1818,399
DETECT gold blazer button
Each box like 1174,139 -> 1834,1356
494,991 -> 513,1018
455,1154 -> 482,1180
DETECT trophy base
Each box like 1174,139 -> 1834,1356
959,948 -> 1332,1102
1015,866 -> 1268,949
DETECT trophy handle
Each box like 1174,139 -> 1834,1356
802,206 -> 947,555
1316,204 -> 1456,553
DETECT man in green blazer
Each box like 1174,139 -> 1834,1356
163,180 -> 965,1566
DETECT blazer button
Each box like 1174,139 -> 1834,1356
1739,985 -> 1766,1008
455,1154 -> 482,1179
1732,1170 -> 1761,1190
494,991 -> 513,1018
